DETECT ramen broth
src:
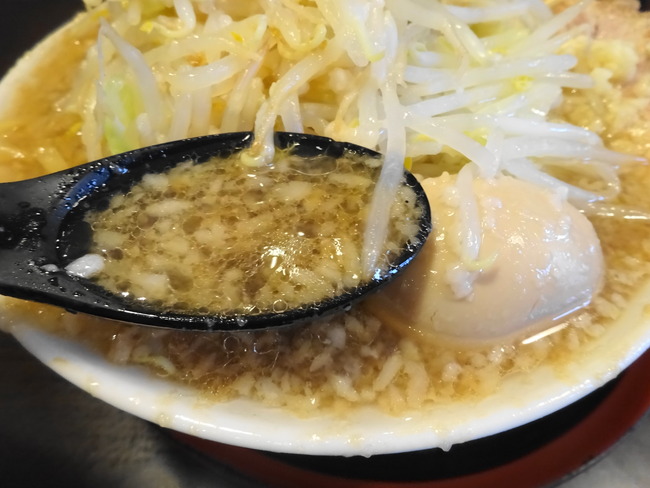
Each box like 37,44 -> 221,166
2,2 -> 650,415
85,150 -> 422,315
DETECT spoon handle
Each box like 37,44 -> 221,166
0,175 -> 94,309
0,178 -> 51,256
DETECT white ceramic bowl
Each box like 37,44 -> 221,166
3,8 -> 650,457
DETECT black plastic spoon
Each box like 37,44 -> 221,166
0,132 -> 431,332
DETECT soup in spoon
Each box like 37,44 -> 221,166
83,143 -> 427,320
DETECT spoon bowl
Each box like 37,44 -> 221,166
0,132 -> 431,331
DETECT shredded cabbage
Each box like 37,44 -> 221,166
76,0 -> 639,277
